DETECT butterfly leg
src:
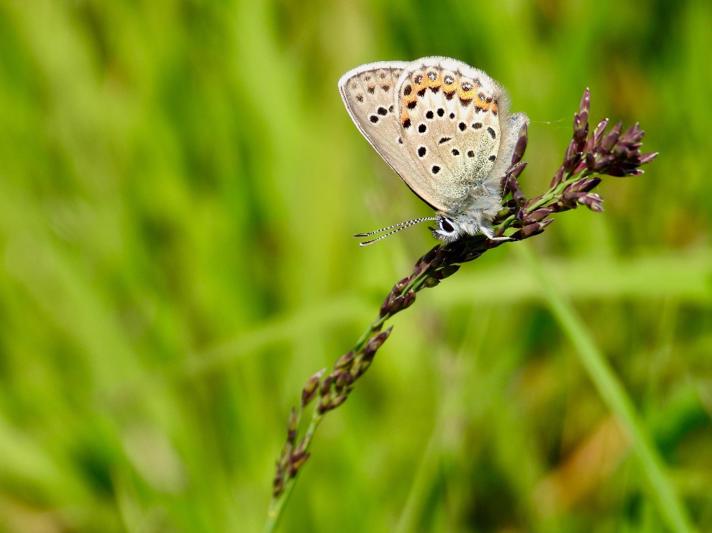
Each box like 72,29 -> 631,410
479,225 -> 512,241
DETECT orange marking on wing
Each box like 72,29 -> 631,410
477,91 -> 499,112
441,71 -> 457,96
401,94 -> 418,109
426,70 -> 441,89
457,82 -> 476,101
411,71 -> 427,94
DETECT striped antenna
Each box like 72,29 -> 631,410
354,216 -> 438,246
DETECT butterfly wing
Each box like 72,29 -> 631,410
339,57 -> 527,218
393,57 -> 508,213
338,61 -> 442,209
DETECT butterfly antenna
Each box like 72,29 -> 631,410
355,216 -> 437,246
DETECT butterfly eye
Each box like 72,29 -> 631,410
439,217 -> 455,234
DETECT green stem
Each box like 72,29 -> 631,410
263,480 -> 295,533
263,260 -> 436,532
496,173 -> 583,232
263,411 -> 323,533
354,319 -> 384,351
517,243 -> 696,533
525,174 -> 579,212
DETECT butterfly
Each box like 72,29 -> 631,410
339,56 -> 528,245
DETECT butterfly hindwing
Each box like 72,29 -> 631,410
395,57 -> 505,212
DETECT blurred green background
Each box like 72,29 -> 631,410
0,0 -> 710,532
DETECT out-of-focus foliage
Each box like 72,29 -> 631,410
0,1 -> 709,532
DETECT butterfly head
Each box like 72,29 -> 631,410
433,209 -> 499,242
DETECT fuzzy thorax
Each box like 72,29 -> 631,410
433,181 -> 502,242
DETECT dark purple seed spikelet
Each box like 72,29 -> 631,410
302,370 -> 324,407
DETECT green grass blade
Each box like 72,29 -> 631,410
517,243 -> 697,533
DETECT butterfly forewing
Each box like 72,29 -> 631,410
395,57 -> 504,213
338,62 -> 441,204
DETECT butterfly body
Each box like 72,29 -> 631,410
339,57 -> 528,243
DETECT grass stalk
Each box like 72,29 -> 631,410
518,243 -> 696,533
